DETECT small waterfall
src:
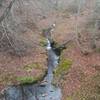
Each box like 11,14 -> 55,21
44,39 -> 59,84
46,39 -> 51,50
0,37 -> 62,100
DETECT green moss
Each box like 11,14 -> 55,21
39,37 -> 47,47
96,48 -> 100,53
17,76 -> 34,84
66,96 -> 73,100
16,70 -> 47,85
54,59 -> 72,76
16,76 -> 42,85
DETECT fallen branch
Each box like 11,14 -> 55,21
50,40 -> 72,56
59,40 -> 72,48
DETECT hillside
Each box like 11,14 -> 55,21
0,0 -> 100,100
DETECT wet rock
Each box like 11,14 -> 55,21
1,84 -> 61,100
4,86 -> 22,100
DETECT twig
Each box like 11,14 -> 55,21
3,19 -> 15,50
0,22 -> 5,41
56,40 -> 72,49
61,40 -> 72,47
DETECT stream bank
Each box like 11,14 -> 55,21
0,36 -> 62,100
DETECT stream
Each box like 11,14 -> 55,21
0,37 -> 62,100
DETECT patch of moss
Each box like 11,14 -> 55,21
39,37 -> 47,47
96,48 -> 100,53
16,76 -> 42,85
16,70 -> 47,85
66,96 -> 73,100
17,76 -> 35,84
54,59 -> 72,76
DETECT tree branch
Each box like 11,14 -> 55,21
0,0 -> 16,24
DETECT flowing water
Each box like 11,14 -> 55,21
0,38 -> 62,100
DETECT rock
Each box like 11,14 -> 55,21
41,93 -> 48,97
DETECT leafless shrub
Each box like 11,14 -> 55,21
0,0 -> 35,56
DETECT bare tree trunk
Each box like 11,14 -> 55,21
75,0 -> 83,51
0,0 -> 16,24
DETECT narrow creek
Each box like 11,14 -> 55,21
0,35 -> 62,100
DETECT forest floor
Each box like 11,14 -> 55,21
0,10 -> 100,100
38,11 -> 100,100
61,44 -> 100,100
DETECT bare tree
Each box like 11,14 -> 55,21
0,0 -> 32,56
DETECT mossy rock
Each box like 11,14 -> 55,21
39,37 -> 47,47
53,59 -> 72,86
16,76 -> 38,84
16,75 -> 44,85
16,70 -> 47,85
16,63 -> 47,85
0,62 -> 47,86
54,59 -> 72,77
